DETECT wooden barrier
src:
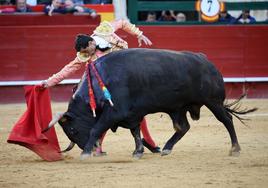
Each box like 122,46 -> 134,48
0,14 -> 100,82
136,25 -> 268,78
0,15 -> 267,102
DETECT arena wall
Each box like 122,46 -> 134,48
0,15 -> 267,103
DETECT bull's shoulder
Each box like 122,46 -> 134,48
97,48 -> 176,58
95,48 -> 199,61
94,48 -> 210,70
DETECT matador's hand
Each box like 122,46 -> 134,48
138,35 -> 152,47
37,80 -> 48,90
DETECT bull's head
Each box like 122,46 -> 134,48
43,74 -> 100,151
58,95 -> 98,150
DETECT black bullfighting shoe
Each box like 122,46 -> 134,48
142,138 -> 161,153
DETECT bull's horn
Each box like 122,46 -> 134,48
42,112 -> 64,133
60,142 -> 75,153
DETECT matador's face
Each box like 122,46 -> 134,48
79,40 -> 96,59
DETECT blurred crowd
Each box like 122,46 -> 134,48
0,0 -> 114,16
44,0 -> 98,17
142,9 -> 261,24
0,0 -> 112,5
144,11 -> 186,23
218,10 -> 257,24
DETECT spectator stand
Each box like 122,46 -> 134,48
128,0 -> 268,25
0,3 -> 114,21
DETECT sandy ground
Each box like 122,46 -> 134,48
0,99 -> 268,188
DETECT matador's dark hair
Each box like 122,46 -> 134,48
75,34 -> 94,52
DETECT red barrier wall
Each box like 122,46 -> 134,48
137,25 -> 268,77
0,15 -> 100,81
0,15 -> 267,102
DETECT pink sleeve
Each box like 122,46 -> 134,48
46,58 -> 84,87
110,19 -> 141,37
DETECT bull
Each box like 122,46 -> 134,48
46,48 -> 256,160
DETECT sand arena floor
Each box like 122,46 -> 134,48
0,99 -> 268,188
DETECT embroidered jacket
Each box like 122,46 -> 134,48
46,19 -> 143,87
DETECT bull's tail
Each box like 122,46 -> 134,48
224,94 -> 258,125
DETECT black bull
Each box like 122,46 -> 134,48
54,48 -> 256,159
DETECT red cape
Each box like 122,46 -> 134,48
7,85 -> 62,161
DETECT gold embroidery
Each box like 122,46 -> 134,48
93,21 -> 114,36
76,52 -> 90,62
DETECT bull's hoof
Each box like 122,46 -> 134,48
229,144 -> 241,157
132,152 -> 143,159
93,151 -> 107,157
229,150 -> 240,157
161,149 -> 172,156
80,152 -> 92,160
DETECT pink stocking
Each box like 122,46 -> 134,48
140,118 -> 157,148
98,131 -> 107,152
